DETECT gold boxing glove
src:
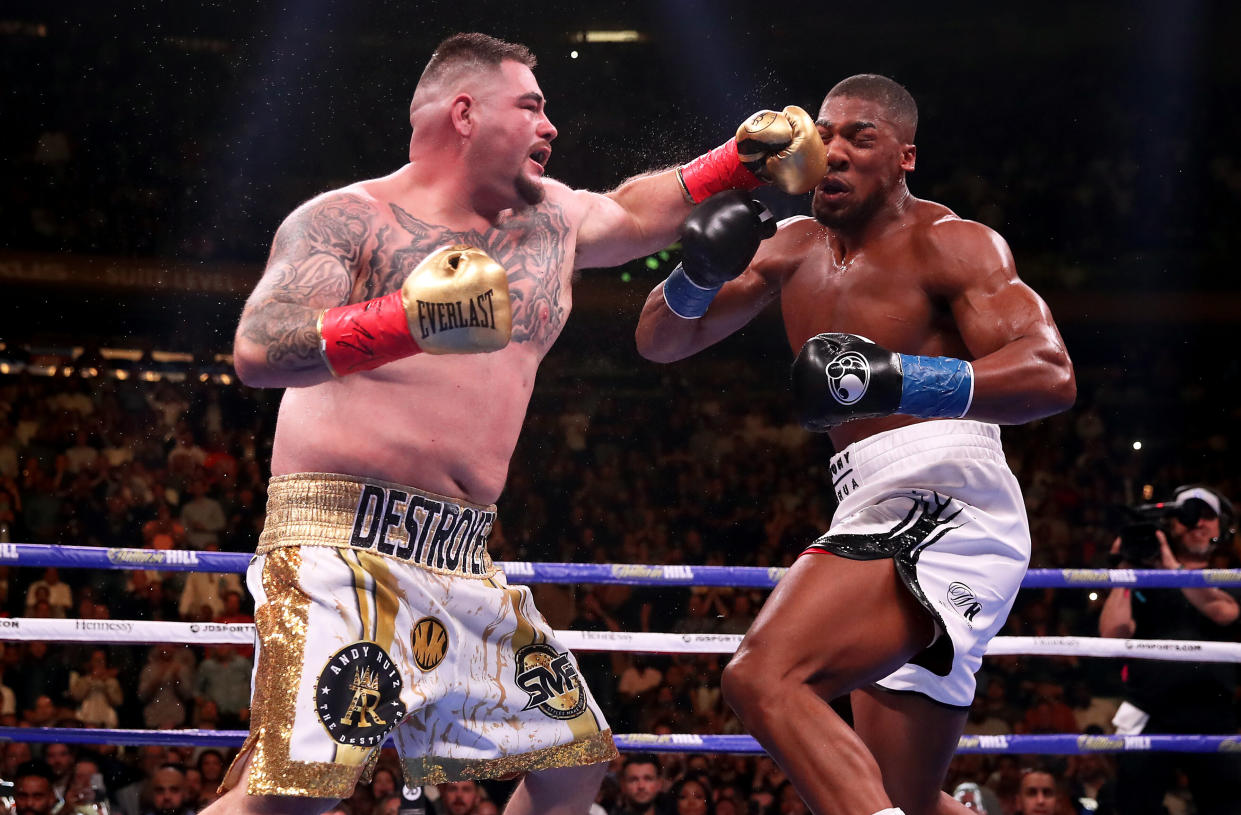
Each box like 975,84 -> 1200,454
401,245 -> 512,354
318,245 -> 511,375
734,106 -> 827,195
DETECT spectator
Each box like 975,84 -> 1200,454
21,695 -> 60,728
1,741 -> 33,781
1018,682 -> 1079,735
142,503 -> 186,551
668,774 -> 714,815
142,764 -> 193,815
193,749 -> 225,799
63,756 -> 110,814
23,568 -> 72,618
1014,767 -> 1059,815
68,648 -> 123,729
176,544 -> 242,621
436,780 -> 481,815
137,645 -> 195,729
192,644 -> 249,729
41,742 -> 76,801
179,478 -> 225,550
113,745 -> 169,815
182,768 -> 203,811
671,592 -> 718,636
368,766 -> 399,801
616,656 -> 662,729
613,754 -> 662,815
373,795 -> 401,815
1099,485 -> 1241,814
9,759 -> 58,815
1066,680 -> 1118,736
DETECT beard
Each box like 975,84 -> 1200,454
812,183 -> 887,231
515,170 -> 546,206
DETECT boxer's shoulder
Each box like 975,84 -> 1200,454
750,215 -> 822,281
909,203 -> 1017,291
910,200 -> 1003,254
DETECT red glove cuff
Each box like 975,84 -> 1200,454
678,140 -> 763,204
318,291 -> 422,376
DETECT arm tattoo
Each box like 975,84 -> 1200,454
388,201 -> 572,349
240,195 -> 371,371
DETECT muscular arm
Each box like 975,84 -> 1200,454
933,220 -> 1077,424
635,263 -> 780,362
634,220 -> 808,363
573,169 -> 692,270
233,193 -> 372,388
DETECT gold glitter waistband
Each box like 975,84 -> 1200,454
258,473 -> 498,578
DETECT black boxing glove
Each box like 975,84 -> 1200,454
662,191 -> 777,319
793,333 -> 975,430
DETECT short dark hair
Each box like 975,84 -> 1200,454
622,752 -> 660,772
411,33 -> 537,119
15,759 -> 56,784
825,74 -> 918,141
419,32 -> 535,89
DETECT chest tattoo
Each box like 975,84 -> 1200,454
371,202 -> 572,351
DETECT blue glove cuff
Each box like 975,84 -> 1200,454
662,264 -> 721,319
897,354 -> 974,418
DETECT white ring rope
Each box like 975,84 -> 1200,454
2,618 -> 1238,663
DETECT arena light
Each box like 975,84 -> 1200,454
1132,440 -> 1143,451
570,30 -> 645,43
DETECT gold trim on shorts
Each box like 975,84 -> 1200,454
220,547 -> 377,798
258,472 -> 499,579
401,730 -> 619,785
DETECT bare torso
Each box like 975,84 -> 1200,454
755,198 -> 976,450
270,177 -> 582,504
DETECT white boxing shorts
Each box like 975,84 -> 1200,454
803,420 -> 1030,709
221,473 -> 616,800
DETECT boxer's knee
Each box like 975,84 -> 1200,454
722,645 -> 782,727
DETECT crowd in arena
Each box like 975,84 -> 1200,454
0,355 -> 1236,814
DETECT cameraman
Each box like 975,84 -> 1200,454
1099,486 -> 1241,814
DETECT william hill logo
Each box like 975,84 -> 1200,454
1077,735 -> 1125,752
106,549 -> 199,566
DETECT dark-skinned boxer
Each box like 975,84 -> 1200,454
637,74 -> 1075,815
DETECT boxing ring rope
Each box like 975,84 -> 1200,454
4,618 -> 1241,663
2,726 -> 1239,756
4,543 -> 1240,757
6,542 -> 1241,588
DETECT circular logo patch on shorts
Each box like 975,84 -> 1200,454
315,641 -> 407,746
514,642 -> 587,720
411,617 -> 449,671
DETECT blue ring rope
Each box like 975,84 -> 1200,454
1,727 -> 1236,755
2,543 -> 1239,588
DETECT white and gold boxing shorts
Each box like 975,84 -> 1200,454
221,473 -> 617,800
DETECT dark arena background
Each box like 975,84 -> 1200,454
2,2 -> 1241,814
